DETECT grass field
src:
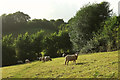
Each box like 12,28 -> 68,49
1,51 -> 118,78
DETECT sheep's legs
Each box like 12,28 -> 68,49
65,60 -> 69,65
73,60 -> 76,65
67,61 -> 69,65
65,60 -> 67,65
74,60 -> 76,65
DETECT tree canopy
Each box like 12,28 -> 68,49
69,1 -> 112,51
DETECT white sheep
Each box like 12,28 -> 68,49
40,57 -> 45,62
25,59 -> 30,63
65,53 -> 78,65
39,56 -> 52,62
38,57 -> 42,61
62,53 -> 66,57
17,60 -> 23,64
44,56 -> 52,61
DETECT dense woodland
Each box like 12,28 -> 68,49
1,1 -> 120,66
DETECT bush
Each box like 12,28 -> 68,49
69,1 -> 112,51
80,16 -> 120,53
15,32 -> 36,61
43,32 -> 59,57
31,30 -> 44,57
2,34 -> 17,66
43,30 -> 73,58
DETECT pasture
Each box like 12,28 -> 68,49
1,51 -> 118,78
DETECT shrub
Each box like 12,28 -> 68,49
31,30 -> 44,57
15,32 -> 36,61
2,34 -> 17,66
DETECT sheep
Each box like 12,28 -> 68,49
41,57 -> 45,62
25,59 -> 30,63
44,56 -> 52,61
38,57 -> 45,62
38,57 -> 42,61
17,60 -> 23,64
65,53 -> 78,65
38,56 -> 52,62
62,53 -> 66,57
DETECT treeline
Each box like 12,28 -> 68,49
2,1 -> 120,66
2,11 -> 66,36
69,1 -> 120,53
2,30 -> 72,66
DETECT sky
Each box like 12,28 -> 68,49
0,0 -> 120,22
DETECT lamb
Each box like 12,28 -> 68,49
39,56 -> 52,62
44,56 -> 52,61
41,57 -> 45,62
38,57 -> 42,61
17,60 -> 23,64
25,59 -> 30,63
65,53 -> 78,65
62,53 -> 66,57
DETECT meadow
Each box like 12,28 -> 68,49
2,51 -> 118,78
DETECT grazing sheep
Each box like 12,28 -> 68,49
44,56 -> 52,61
25,59 -> 30,63
65,53 -> 78,65
41,57 -> 45,62
17,60 -> 23,64
62,53 -> 66,57
38,57 -> 42,61
39,56 -> 52,62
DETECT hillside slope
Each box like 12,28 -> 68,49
2,51 -> 118,78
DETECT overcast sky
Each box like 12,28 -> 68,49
0,0 -> 119,22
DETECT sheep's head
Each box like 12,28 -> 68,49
74,53 -> 78,59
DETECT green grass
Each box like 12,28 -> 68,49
1,51 -> 118,78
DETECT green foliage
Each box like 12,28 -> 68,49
2,28 -> 72,66
95,16 -> 119,52
2,11 -> 66,37
100,16 -> 119,51
2,11 -> 30,34
43,32 -> 60,57
31,30 -> 44,57
15,32 -> 36,61
28,19 -> 57,31
81,16 -> 120,53
54,19 -> 65,31
57,30 -> 72,53
69,1 -> 112,51
58,23 -> 69,31
43,30 -> 72,57
2,34 -> 17,66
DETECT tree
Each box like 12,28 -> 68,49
80,16 -> 120,53
12,11 -> 30,23
54,19 -> 65,31
99,16 -> 119,51
27,18 -> 58,31
69,1 -> 112,51
57,30 -> 73,54
31,30 -> 44,57
2,11 -> 30,34
43,32 -> 58,57
15,32 -> 36,61
2,34 -> 17,66
43,30 -> 72,57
